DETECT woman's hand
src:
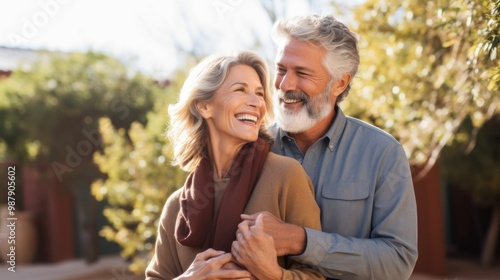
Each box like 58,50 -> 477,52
175,248 -> 252,280
221,261 -> 258,280
231,214 -> 283,280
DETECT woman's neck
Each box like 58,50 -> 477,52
207,137 -> 245,179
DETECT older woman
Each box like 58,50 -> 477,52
145,51 -> 323,280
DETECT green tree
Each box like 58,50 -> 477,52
0,51 -> 160,262
91,72 -> 187,274
346,0 -> 498,166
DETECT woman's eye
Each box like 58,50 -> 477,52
256,91 -> 265,97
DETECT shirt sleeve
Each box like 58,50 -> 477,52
293,145 -> 418,279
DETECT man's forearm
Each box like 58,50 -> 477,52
293,228 -> 418,279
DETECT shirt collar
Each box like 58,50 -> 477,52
325,105 -> 346,151
274,105 -> 347,152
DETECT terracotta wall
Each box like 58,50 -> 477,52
22,165 -> 74,262
412,162 -> 447,276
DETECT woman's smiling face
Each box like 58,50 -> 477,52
201,64 -> 267,147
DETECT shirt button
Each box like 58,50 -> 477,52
287,138 -> 292,142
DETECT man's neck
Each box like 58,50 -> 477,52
289,108 -> 337,154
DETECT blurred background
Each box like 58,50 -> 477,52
0,0 -> 499,279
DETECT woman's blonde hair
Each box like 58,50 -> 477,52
167,51 -> 273,172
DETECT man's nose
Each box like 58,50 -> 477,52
276,73 -> 297,92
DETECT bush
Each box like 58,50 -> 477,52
92,76 -> 187,274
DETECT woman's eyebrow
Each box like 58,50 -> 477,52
230,82 -> 248,87
230,82 -> 264,90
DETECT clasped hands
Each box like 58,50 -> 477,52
175,212 -> 289,280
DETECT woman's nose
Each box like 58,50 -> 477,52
247,92 -> 262,107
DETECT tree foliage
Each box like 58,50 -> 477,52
0,51 -> 161,261
91,73 -> 187,274
0,51 -> 158,169
345,0 -> 499,167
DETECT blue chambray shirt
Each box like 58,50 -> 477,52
269,107 -> 418,279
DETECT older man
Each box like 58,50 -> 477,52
236,14 -> 418,279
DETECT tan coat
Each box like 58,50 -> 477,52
146,152 -> 323,279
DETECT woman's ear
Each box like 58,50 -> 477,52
196,101 -> 212,119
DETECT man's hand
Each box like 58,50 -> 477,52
175,248 -> 252,280
231,214 -> 283,280
240,211 -> 306,256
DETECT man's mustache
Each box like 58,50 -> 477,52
277,90 -> 309,103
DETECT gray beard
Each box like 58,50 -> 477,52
273,86 -> 333,133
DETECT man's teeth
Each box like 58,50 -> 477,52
282,98 -> 301,104
236,114 -> 258,123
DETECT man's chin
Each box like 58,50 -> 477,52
275,113 -> 315,133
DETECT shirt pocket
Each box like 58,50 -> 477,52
320,182 -> 371,234
321,182 -> 369,201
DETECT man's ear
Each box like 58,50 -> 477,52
331,73 -> 351,98
196,100 -> 212,119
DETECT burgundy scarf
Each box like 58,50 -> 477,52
175,138 -> 270,252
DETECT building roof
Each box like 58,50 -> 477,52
0,46 -> 40,71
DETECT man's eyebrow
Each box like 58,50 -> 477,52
294,66 -> 312,72
276,63 -> 313,72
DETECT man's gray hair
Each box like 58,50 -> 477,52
272,14 -> 360,103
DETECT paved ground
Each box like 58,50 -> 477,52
410,258 -> 500,280
0,255 -> 130,280
1,255 -> 499,280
